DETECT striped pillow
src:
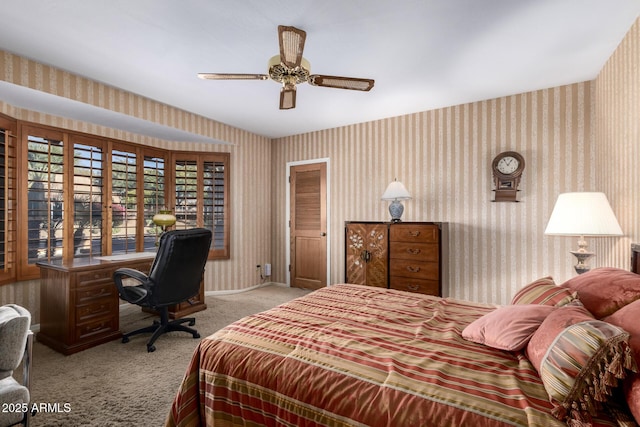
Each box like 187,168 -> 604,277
511,277 -> 577,306
528,305 -> 638,425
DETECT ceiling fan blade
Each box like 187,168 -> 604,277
280,85 -> 297,110
198,73 -> 268,80
278,25 -> 306,69
308,75 -> 374,91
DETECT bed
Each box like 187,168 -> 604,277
166,249 -> 640,427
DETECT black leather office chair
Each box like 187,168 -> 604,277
113,228 -> 212,352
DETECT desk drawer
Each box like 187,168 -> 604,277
390,260 -> 439,280
390,224 -> 438,243
76,297 -> 115,323
76,269 -> 115,288
75,316 -> 118,342
76,283 -> 115,305
390,277 -> 439,296
390,242 -> 438,262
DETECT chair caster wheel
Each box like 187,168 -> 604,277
193,333 -> 201,339
122,336 -> 130,343
147,345 -> 156,352
189,320 -> 196,326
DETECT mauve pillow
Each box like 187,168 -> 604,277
462,304 -> 556,351
560,267 -> 640,318
526,304 -> 594,372
511,276 -> 576,307
604,299 -> 640,423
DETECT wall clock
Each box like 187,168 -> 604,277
491,151 -> 525,202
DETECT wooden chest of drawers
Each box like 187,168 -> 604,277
345,222 -> 447,296
389,224 -> 441,295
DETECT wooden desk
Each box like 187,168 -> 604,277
36,254 -> 206,355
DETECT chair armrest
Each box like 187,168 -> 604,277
113,268 -> 152,304
114,267 -> 149,283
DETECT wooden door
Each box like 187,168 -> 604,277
290,162 -> 327,290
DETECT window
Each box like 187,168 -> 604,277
143,154 -> 166,251
14,123 -> 230,281
24,130 -> 65,270
0,115 -> 16,284
111,147 -> 137,254
71,136 -> 105,258
173,153 -> 229,259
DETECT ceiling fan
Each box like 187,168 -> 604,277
198,25 -> 375,110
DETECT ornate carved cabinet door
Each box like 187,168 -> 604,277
345,222 -> 388,288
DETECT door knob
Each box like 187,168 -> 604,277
320,232 -> 327,236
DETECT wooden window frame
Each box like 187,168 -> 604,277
0,114 -> 17,285
142,149 -> 170,252
171,151 -> 230,260
11,121 -> 230,282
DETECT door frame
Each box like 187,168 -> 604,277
285,157 -> 330,286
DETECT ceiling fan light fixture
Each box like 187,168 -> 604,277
268,55 -> 310,84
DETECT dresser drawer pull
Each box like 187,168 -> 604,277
407,284 -> 419,291
406,266 -> 421,273
407,248 -> 421,255
409,231 -> 421,237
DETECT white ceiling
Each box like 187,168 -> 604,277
1,0 -> 639,142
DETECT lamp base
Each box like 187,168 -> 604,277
570,250 -> 594,275
388,200 -> 404,222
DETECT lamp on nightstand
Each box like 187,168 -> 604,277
381,179 -> 412,222
544,192 -> 623,274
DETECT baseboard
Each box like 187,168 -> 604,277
205,281 -> 289,296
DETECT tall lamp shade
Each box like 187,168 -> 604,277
381,179 -> 411,222
545,192 -> 623,274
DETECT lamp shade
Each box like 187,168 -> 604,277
544,192 -> 623,236
153,210 -> 176,227
381,180 -> 411,201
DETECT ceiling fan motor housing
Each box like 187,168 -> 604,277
268,55 -> 310,86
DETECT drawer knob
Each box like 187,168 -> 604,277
409,231 -> 421,237
406,266 -> 421,273
360,250 -> 372,263
407,248 -> 421,255
407,284 -> 419,291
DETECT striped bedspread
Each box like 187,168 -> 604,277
166,284 -> 617,427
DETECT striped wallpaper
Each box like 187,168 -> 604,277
595,18 -> 640,270
271,83 -> 600,304
1,16 -> 639,320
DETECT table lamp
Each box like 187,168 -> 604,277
152,209 -> 176,244
381,179 -> 411,222
544,192 -> 623,274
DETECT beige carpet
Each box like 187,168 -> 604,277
28,284 -> 311,427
